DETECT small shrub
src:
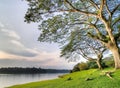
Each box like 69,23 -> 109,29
71,63 -> 80,72
105,60 -> 114,67
67,77 -> 72,81
71,62 -> 88,72
103,56 -> 114,67
58,75 -> 64,78
87,61 -> 98,69
79,62 -> 88,70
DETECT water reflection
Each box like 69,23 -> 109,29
0,73 -> 65,88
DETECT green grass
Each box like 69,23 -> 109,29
7,68 -> 120,88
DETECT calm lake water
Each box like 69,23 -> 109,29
0,73 -> 66,88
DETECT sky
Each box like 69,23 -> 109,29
0,0 -> 82,69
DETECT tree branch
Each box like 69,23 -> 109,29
104,0 -> 111,20
90,23 -> 102,38
87,32 -> 108,45
99,0 -> 105,17
88,0 -> 99,10
114,32 -> 120,41
111,4 -> 120,16
78,48 -> 93,61
112,16 -> 120,27
63,0 -> 99,18
85,41 -> 98,55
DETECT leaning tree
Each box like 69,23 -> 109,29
60,31 -> 106,69
25,0 -> 120,69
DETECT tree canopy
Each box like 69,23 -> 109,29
25,0 -> 120,69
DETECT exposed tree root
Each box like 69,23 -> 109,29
101,70 -> 115,79
105,72 -> 113,79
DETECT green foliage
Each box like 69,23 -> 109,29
105,60 -> 114,67
25,0 -> 120,45
79,62 -> 88,70
71,63 -> 80,72
72,58 -> 112,72
103,56 -> 114,67
87,61 -> 98,69
117,24 -> 120,29
87,61 -> 107,69
112,16 -> 120,25
25,0 -> 64,23
71,62 -> 88,72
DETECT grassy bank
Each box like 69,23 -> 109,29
7,68 -> 120,88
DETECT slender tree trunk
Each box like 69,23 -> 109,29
96,58 -> 103,70
88,57 -> 103,70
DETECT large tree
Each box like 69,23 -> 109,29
25,0 -> 120,69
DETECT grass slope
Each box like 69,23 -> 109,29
7,68 -> 120,88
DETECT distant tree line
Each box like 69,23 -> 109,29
0,67 -> 69,74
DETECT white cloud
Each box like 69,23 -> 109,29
0,22 -> 38,57
0,50 -> 76,69
1,28 -> 20,40
0,51 -> 16,59
0,22 -> 4,28
10,40 -> 24,47
26,50 -> 78,69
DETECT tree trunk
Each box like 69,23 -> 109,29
107,41 -> 120,69
96,58 -> 103,70
102,19 -> 120,69
110,47 -> 120,69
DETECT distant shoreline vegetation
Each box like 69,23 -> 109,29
0,67 -> 70,74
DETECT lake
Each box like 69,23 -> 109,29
0,73 -> 66,88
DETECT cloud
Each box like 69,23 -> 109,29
0,59 -> 41,67
10,40 -> 24,47
29,51 -> 77,69
0,22 -> 38,57
0,58 -> 76,69
0,22 -> 4,28
0,50 -> 77,69
1,28 -> 20,40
